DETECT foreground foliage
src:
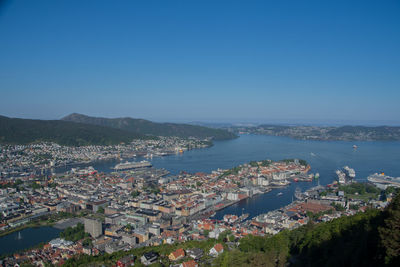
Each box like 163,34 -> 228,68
62,238 -> 221,267
214,193 -> 400,267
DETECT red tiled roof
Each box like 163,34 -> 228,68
214,243 -> 224,252
182,259 -> 198,267
170,248 -> 185,259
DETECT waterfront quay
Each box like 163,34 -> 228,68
0,136 -> 210,179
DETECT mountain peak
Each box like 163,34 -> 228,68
61,113 -> 89,120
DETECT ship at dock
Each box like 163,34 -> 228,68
343,166 -> 356,179
367,173 -> 400,189
335,170 -> 346,184
113,160 -> 152,171
336,166 -> 356,184
70,166 -> 97,176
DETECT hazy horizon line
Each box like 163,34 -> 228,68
1,112 -> 400,127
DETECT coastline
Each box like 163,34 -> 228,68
235,132 -> 400,142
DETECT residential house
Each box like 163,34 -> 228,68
141,252 -> 159,266
209,243 -> 224,256
180,260 -> 198,267
187,248 -> 203,260
116,255 -> 136,267
169,248 -> 185,261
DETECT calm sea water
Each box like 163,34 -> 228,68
4,135 -> 399,255
0,226 -> 61,256
58,134 -> 400,178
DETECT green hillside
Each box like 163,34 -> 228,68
62,113 -> 237,140
0,115 -> 150,146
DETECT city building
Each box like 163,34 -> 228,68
84,218 -> 103,238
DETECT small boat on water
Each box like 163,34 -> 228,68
277,192 -> 283,196
353,145 -> 358,149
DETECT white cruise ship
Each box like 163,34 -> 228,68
343,166 -> 356,179
113,160 -> 152,171
367,173 -> 400,188
335,170 -> 346,184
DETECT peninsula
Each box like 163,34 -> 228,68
230,125 -> 400,141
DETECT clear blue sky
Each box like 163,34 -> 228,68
0,0 -> 399,124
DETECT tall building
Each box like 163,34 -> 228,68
84,218 -> 103,238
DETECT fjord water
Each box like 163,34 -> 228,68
150,134 -> 400,181
0,227 -> 61,256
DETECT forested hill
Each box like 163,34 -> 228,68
62,113 -> 237,140
0,115 -> 150,146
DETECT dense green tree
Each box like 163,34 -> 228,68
385,186 -> 397,195
82,238 -> 92,247
218,230 -> 232,242
30,182 -> 41,189
203,230 -> 210,237
249,161 -> 259,167
379,193 -> 400,265
60,223 -> 89,242
331,202 -> 345,211
131,190 -> 140,198
97,206 -> 105,214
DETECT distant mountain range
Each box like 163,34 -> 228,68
61,113 -> 237,140
230,124 -> 400,141
0,114 -> 237,146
